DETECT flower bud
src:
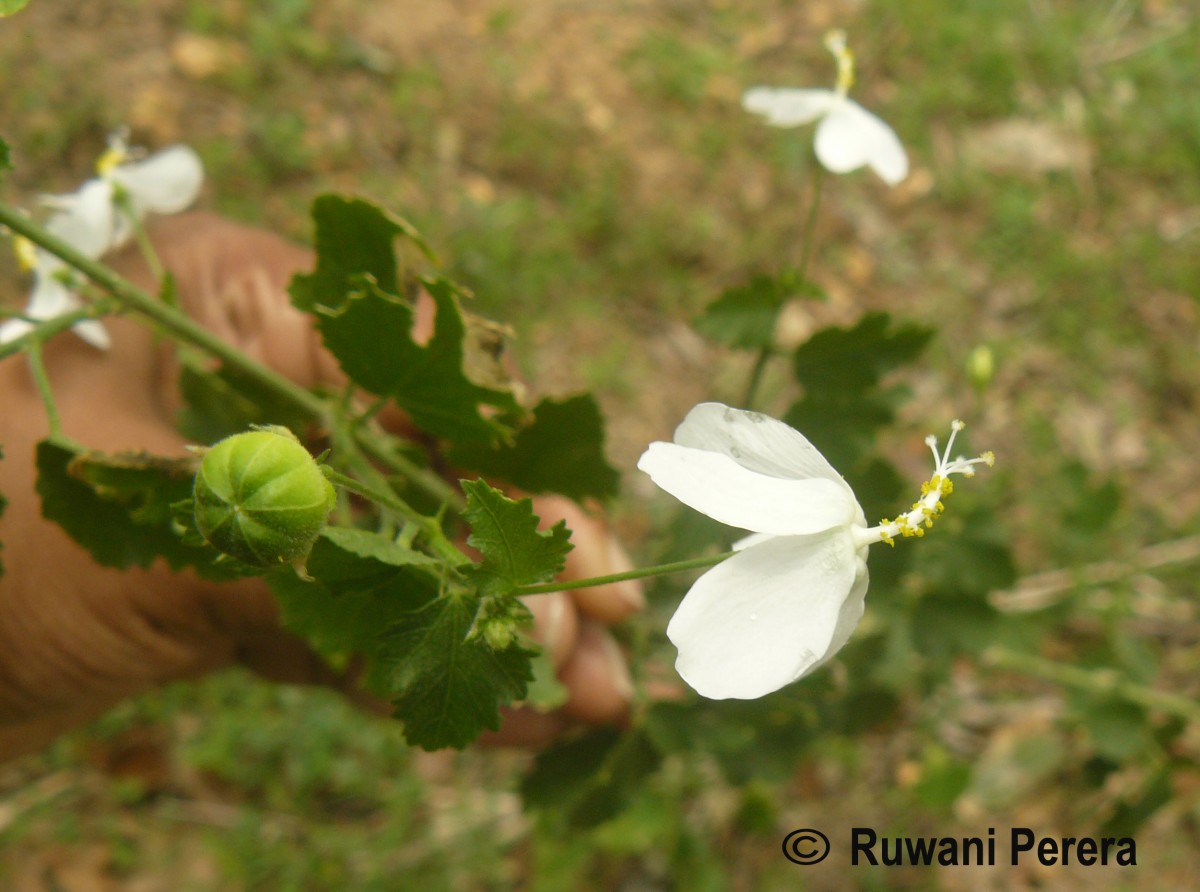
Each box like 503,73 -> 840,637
193,427 -> 335,567
966,344 -> 994,392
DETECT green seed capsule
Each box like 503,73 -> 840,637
193,427 -> 336,567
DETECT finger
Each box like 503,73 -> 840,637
557,620 -> 634,725
532,496 -> 644,623
104,213 -> 330,421
522,591 -> 579,669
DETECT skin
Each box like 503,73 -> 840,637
0,212 -> 643,761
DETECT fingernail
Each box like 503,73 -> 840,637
539,593 -> 574,667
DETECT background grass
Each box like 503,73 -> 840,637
2,0 -> 1199,888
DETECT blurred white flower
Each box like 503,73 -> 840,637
638,403 -> 991,699
0,241 -> 112,349
1,133 -> 203,349
743,30 -> 908,185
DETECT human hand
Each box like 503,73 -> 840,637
0,212 -> 642,761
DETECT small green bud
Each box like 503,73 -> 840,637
193,427 -> 336,567
480,619 -> 516,651
966,344 -> 994,392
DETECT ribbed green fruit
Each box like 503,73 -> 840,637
193,428 -> 335,566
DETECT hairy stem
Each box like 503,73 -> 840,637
0,198 -> 460,510
321,465 -> 466,567
25,340 -> 62,439
0,199 -> 328,418
513,550 -> 736,596
741,164 -> 824,410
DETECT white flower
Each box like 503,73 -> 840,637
1,133 -> 203,349
638,403 -> 992,700
742,30 -> 908,186
42,133 -> 205,253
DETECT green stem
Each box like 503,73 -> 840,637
116,193 -> 169,296
983,646 -> 1200,725
356,425 -> 465,512
741,163 -> 825,410
0,198 -> 461,511
0,199 -> 328,421
25,340 -> 62,439
0,298 -> 117,362
321,465 -> 466,566
513,550 -> 736,596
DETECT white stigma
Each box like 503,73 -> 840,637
854,421 -> 994,549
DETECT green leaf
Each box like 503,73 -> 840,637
0,137 -> 10,176
1101,766 -> 1171,837
289,194 -> 434,313
694,270 -> 823,350
461,479 -> 572,596
521,728 -> 662,828
524,648 -> 569,711
318,526 -> 441,569
35,440 -> 218,573
317,278 -> 519,444
380,591 -> 534,749
1080,699 -> 1154,762
269,529 -> 440,683
786,312 -> 932,469
792,311 -> 932,390
0,1 -> 31,18
175,353 -> 311,444
448,394 -> 619,501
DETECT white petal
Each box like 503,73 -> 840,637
732,531 -> 775,552
24,274 -> 79,320
814,100 -> 908,185
638,442 -> 859,536
0,318 -> 34,345
1,275 -> 111,350
70,318 -> 112,350
812,555 -> 868,672
111,145 -> 204,216
44,180 -> 116,258
674,402 -> 853,489
742,87 -> 837,128
666,530 -> 863,699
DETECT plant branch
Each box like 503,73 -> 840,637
0,299 -> 116,362
0,198 -> 463,511
513,550 -> 736,596
321,465 -> 466,566
741,163 -> 825,409
982,646 -> 1200,724
0,199 -> 329,420
25,340 -> 62,439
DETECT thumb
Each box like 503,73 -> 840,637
106,211 -> 340,413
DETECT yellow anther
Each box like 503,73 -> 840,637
96,132 -> 131,176
982,451 -> 996,467
12,235 -> 38,271
951,419 -> 965,432
96,147 -> 126,176
824,29 -> 856,96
